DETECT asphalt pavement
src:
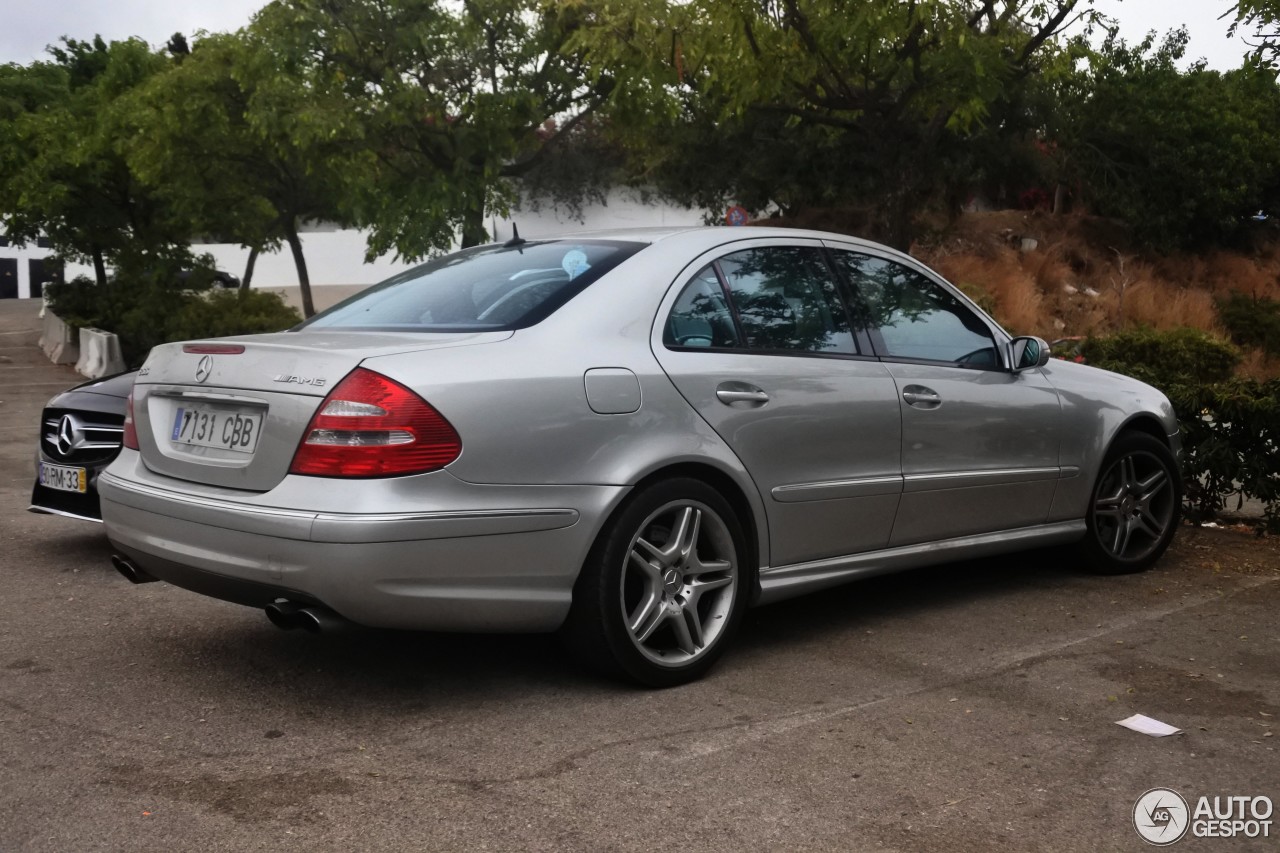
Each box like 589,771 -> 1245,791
1,300 -> 1277,851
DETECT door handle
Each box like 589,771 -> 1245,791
716,382 -> 770,407
902,385 -> 942,409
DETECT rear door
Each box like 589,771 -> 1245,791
827,246 -> 1063,546
653,238 -> 903,567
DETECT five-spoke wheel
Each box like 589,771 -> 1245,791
1081,432 -> 1181,574
622,500 -> 738,666
563,478 -> 748,686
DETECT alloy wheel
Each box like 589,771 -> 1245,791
1092,450 -> 1176,563
620,500 -> 738,666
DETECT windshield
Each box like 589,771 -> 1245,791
298,240 -> 647,332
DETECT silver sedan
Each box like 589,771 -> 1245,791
100,227 -> 1182,686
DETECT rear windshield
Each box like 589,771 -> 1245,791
297,239 -> 646,332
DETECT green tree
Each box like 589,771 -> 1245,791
0,37 -> 192,285
1233,0 -> 1280,66
1050,30 -> 1280,250
570,0 -> 1095,249
250,0 -> 614,259
125,31 -> 368,317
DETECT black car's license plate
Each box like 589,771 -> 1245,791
39,462 -> 87,493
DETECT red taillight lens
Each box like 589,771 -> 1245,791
122,391 -> 139,450
288,368 -> 461,477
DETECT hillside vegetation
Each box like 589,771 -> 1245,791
914,211 -> 1280,380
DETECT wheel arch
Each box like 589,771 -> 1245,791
591,460 -> 767,605
1116,413 -> 1175,449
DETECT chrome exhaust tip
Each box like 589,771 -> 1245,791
111,554 -> 158,584
295,606 -> 343,633
267,601 -> 344,633
265,600 -> 303,631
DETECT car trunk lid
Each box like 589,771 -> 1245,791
131,330 -> 509,491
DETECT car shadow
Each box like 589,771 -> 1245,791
135,543 -> 1088,705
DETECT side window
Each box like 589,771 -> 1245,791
664,264 -> 740,348
833,251 -> 999,368
717,247 -> 855,354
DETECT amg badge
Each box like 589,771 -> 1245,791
273,374 -> 327,387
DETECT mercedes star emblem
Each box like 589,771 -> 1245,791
195,355 -> 213,383
56,414 -> 77,456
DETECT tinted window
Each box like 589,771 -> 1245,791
834,252 -> 998,367
717,247 -> 855,354
300,240 -> 644,332
664,264 -> 740,348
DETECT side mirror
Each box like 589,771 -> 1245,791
1010,336 -> 1051,372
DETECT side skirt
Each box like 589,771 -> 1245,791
756,520 -> 1086,606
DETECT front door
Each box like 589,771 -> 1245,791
828,247 -> 1062,546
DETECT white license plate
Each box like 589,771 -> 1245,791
170,405 -> 263,454
40,462 -> 87,493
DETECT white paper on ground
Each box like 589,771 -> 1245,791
1116,714 -> 1183,737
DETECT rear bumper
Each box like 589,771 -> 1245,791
99,460 -> 626,632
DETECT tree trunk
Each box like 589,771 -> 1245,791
92,247 -> 107,287
460,203 -> 487,249
1053,183 -> 1067,215
284,223 -> 315,318
242,246 -> 260,290
882,194 -> 916,253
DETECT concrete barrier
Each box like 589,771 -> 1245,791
39,309 -> 80,365
75,327 -> 127,379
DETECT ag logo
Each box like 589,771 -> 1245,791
1134,788 -> 1190,845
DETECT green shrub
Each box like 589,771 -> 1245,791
1081,327 -> 1240,388
1172,379 -> 1280,531
1216,292 -> 1280,357
1084,328 -> 1279,532
46,275 -> 300,367
166,288 -> 301,341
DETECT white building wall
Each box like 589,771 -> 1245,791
1,191 -> 707,297
195,189 -> 705,289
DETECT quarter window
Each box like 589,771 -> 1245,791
833,251 -> 999,368
664,264 -> 740,348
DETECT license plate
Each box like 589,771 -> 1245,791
170,405 -> 263,454
40,462 -> 87,493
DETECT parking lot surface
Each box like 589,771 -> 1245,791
2,302 -> 1277,851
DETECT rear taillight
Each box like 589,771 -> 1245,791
123,391 -> 139,450
288,368 -> 461,477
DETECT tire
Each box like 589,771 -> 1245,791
1079,431 -> 1182,575
562,478 -> 750,687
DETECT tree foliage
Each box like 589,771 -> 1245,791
1232,0 -> 1280,66
0,37 -> 192,284
570,0 -> 1097,248
124,31 -> 367,316
1049,30 -> 1280,250
249,0 -> 614,259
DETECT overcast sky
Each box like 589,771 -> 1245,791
0,0 -> 1254,70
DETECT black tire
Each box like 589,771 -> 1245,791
562,478 -> 750,687
1079,431 -> 1182,575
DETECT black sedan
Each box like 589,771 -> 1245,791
30,371 -> 136,522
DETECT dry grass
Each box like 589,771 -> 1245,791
1239,348 -> 1280,382
910,211 -> 1280,377
768,209 -> 1279,377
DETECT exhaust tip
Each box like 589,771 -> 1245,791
265,601 -> 303,631
295,607 -> 343,633
111,554 -> 158,584
266,601 -> 344,633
